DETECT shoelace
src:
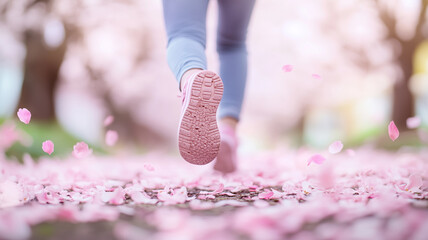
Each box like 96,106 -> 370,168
177,73 -> 198,105
177,83 -> 188,105
181,79 -> 188,105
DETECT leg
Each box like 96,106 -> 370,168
214,0 -> 255,173
162,0 -> 210,91
163,0 -> 224,165
216,0 -> 256,124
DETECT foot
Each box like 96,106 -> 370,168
213,124 -> 238,173
178,70 -> 224,165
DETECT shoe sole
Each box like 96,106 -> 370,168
178,71 -> 224,165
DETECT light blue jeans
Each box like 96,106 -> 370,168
162,0 -> 256,121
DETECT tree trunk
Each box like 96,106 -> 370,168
392,42 -> 416,130
18,30 -> 66,121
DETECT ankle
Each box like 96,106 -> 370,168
220,117 -> 238,131
180,68 -> 203,91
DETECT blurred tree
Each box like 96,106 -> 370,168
1,0 -> 68,120
20,27 -> 67,120
1,0 -> 166,146
375,0 -> 428,130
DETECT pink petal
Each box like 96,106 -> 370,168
130,191 -> 157,204
104,115 -> 114,127
312,74 -> 322,80
105,130 -> 118,146
72,142 -> 92,159
282,183 -> 297,193
282,64 -> 293,72
307,154 -> 326,166
109,187 -> 125,205
328,140 -> 343,154
302,181 -> 312,193
157,187 -> 188,205
197,195 -> 209,200
258,190 -> 274,200
212,183 -> 224,194
406,117 -> 421,129
205,195 -> 215,200
36,190 -> 60,204
170,187 -> 188,204
36,192 -> 49,204
42,140 -> 54,155
17,108 -> 31,124
388,121 -> 399,141
157,188 -> 171,202
271,189 -> 286,199
405,174 -> 423,192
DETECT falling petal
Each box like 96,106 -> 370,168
406,117 -> 421,129
105,130 -> 118,146
42,140 -> 54,155
72,142 -> 92,159
282,64 -> 293,72
328,140 -> 343,154
104,115 -> 114,127
312,74 -> 322,80
17,108 -> 31,124
388,121 -> 399,141
307,154 -> 326,166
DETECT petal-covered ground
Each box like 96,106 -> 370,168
1,146 -> 428,240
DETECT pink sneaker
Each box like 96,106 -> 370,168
178,70 -> 224,165
213,124 -> 238,173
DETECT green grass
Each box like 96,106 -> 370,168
3,119 -> 106,162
